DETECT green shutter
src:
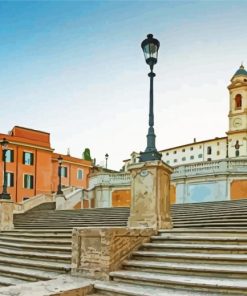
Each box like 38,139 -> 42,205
31,176 -> 33,189
11,150 -> 14,162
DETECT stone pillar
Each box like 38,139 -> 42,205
128,160 -> 173,229
0,200 -> 14,230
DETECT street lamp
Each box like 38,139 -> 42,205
0,138 -> 11,200
57,155 -> 63,195
139,34 -> 162,162
105,153 -> 109,169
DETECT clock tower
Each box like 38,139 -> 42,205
227,65 -> 247,157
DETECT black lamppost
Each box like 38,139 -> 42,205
139,34 -> 162,162
0,138 -> 11,200
105,153 -> 109,169
57,155 -> 63,195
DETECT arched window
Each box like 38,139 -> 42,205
235,94 -> 242,109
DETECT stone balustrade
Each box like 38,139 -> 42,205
89,172 -> 131,189
172,158 -> 247,179
14,193 -> 55,213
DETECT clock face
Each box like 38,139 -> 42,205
233,118 -> 242,128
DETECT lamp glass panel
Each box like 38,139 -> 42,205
143,43 -> 158,60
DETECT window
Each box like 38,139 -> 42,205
207,147 -> 212,155
190,147 -> 193,151
6,172 -> 14,187
166,152 -> 169,156
190,155 -> 194,160
235,94 -> 242,109
182,157 -> 186,161
61,167 -> 68,178
217,142 -> 220,146
173,151 -> 177,154
174,159 -> 177,163
77,169 -> 84,180
236,150 -> 240,157
3,150 -> 14,162
23,152 -> 34,165
24,174 -> 33,189
199,145 -> 202,149
207,158 -> 212,161
198,154 -> 203,158
166,160 -> 170,164
182,149 -> 185,152
217,151 -> 220,156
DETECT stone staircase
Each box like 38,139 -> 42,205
0,229 -> 72,287
172,198 -> 247,228
14,207 -> 130,229
92,228 -> 247,295
1,199 -> 247,293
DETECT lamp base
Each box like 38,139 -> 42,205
0,193 -> 11,200
139,150 -> 162,162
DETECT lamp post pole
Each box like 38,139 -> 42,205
0,138 -> 11,200
139,34 -> 162,162
105,153 -> 109,169
57,155 -> 63,195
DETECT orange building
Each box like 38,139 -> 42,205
0,126 -> 92,203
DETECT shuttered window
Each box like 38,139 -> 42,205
24,175 -> 34,189
23,152 -> 34,165
6,172 -> 14,187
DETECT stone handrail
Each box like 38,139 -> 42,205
56,188 -> 83,210
172,158 -> 247,179
89,172 -> 131,189
14,193 -> 55,213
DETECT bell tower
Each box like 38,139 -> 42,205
227,65 -> 247,157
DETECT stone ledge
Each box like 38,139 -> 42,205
0,275 -> 93,296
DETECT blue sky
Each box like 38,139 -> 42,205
0,1 -> 246,169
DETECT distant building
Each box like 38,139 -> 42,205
88,65 -> 247,207
0,126 -> 92,203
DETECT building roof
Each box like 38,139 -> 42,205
232,65 -> 247,78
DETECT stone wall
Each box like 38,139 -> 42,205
71,227 -> 155,280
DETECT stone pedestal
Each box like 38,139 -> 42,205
0,200 -> 14,230
56,194 -> 66,210
128,160 -> 173,229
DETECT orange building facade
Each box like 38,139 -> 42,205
0,126 -> 92,203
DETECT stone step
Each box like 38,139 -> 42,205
173,222 -> 247,228
0,236 -> 71,245
132,250 -> 247,264
122,259 -> 247,278
173,217 -> 247,223
142,242 -> 247,254
0,240 -> 71,252
151,235 -> 247,244
0,247 -> 71,262
93,281 -> 220,296
1,229 -> 73,233
0,255 -> 71,272
110,270 -> 247,294
0,275 -> 28,287
0,232 -> 72,238
0,264 -> 60,282
159,228 -> 247,234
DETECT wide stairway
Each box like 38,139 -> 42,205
92,228 -> 247,295
1,199 -> 247,293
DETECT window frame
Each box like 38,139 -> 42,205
6,172 -> 14,187
23,174 -> 34,189
23,151 -> 34,166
